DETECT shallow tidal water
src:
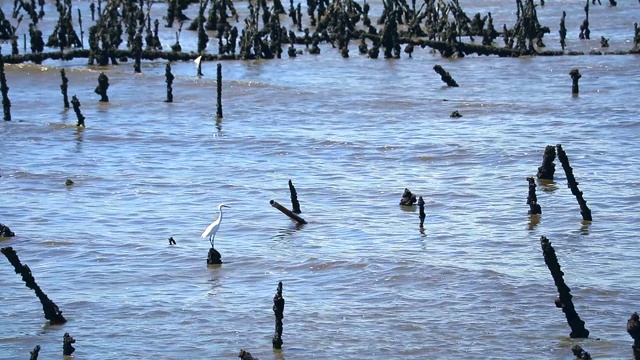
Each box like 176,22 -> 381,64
1,0 -> 640,359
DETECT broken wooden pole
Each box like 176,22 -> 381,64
399,188 -> 417,206
556,144 -> 592,221
0,49 -> 11,121
270,200 -> 307,224
272,281 -> 285,349
63,333 -> 75,355
1,246 -> 67,324
71,95 -> 85,127
288,179 -> 301,213
433,65 -> 459,87
527,177 -> 542,215
536,145 -> 556,180
570,69 -> 582,94
418,196 -> 425,228
29,345 -> 41,360
60,69 -> 70,109
540,236 -> 589,338
216,63 -> 223,118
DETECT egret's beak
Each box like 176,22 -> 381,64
222,204 -> 231,208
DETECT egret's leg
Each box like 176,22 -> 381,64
209,234 -> 215,248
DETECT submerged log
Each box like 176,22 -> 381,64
270,200 -> 307,224
1,246 -> 67,324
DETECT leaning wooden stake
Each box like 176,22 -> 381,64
556,144 -> 592,221
433,65 -> 458,87
540,236 -> 589,338
270,200 -> 307,224
272,281 -> 285,349
1,246 -> 67,324
288,179 -> 301,214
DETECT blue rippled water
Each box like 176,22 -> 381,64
1,0 -> 640,359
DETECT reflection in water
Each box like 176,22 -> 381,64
207,275 -> 222,297
74,126 -> 84,153
580,220 -> 591,235
273,349 -> 286,360
216,116 -> 222,133
273,223 -> 305,242
527,214 -> 541,230
538,178 -> 558,192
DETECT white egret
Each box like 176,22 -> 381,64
201,204 -> 230,248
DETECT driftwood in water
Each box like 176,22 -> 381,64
270,200 -> 307,224
1,246 -> 67,324
556,144 -> 592,221
288,180 -> 301,213
272,281 -> 285,349
540,236 -> 589,338
628,312 -> 640,359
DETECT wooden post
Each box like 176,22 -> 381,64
270,200 -> 307,224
